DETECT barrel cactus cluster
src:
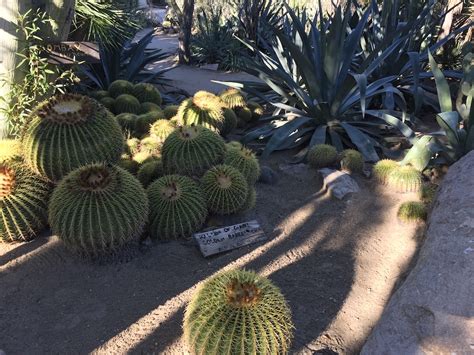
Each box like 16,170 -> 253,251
307,144 -> 364,173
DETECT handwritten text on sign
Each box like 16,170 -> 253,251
194,220 -> 265,257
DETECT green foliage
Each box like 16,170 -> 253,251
150,119 -> 176,143
162,125 -> 226,176
397,201 -> 427,223
223,146 -> 260,184
183,269 -> 293,354
0,163 -> 52,243
109,80 -> 134,98
137,159 -> 164,187
49,164 -> 148,255
221,108 -> 238,136
114,94 -> 141,114
0,9 -> 77,138
163,105 -> 180,119
201,164 -> 249,215
373,159 -> 398,184
387,165 -> 422,193
177,91 -> 226,133
147,174 -> 208,240
132,83 -> 162,105
219,88 -> 247,109
340,149 -> 364,173
22,94 -> 123,182
307,144 -> 338,169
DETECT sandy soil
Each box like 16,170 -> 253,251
0,152 -> 424,354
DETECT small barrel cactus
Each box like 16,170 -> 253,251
150,119 -> 176,143
140,102 -> 162,114
22,94 -> 123,182
340,149 -> 364,173
114,94 -> 141,114
235,106 -> 253,122
100,97 -> 115,112
226,141 -> 243,151
135,111 -> 166,136
0,163 -> 52,242
126,138 -> 141,156
90,90 -> 110,100
223,146 -> 260,184
307,144 -> 338,169
240,187 -> 257,212
201,164 -> 249,215
387,165 -> 422,193
183,269 -> 294,355
108,79 -> 134,98
177,91 -> 226,133
221,108 -> 238,136
373,159 -> 398,184
0,139 -> 22,163
162,125 -> 226,176
140,136 -> 162,156
147,174 -> 207,240
419,183 -> 438,204
116,113 -> 138,132
163,105 -> 179,119
132,83 -> 162,105
117,156 -> 140,174
397,201 -> 427,223
49,164 -> 148,255
219,88 -> 246,109
247,101 -> 264,120
137,159 -> 164,187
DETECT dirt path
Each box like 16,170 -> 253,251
0,154 -> 423,354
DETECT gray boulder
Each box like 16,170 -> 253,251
319,168 -> 360,200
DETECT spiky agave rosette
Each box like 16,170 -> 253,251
177,91 -> 226,132
22,94 -> 123,182
184,269 -> 294,354
223,146 -> 260,185
48,164 -> 148,256
162,125 -> 226,176
147,175 -> 207,240
307,144 -> 338,169
0,163 -> 52,243
201,164 -> 249,215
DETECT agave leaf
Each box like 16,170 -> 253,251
408,52 -> 421,112
353,74 -> 367,118
328,128 -> 344,152
428,51 -> 452,112
241,124 -> 276,144
366,110 -> 416,142
340,122 -> 379,161
309,125 -> 327,148
436,111 -> 461,151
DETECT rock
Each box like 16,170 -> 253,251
279,163 -> 311,176
319,168 -> 360,200
258,166 -> 279,185
361,151 -> 474,354
0,350 -> 5,355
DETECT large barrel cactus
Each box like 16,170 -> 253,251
22,94 -> 123,182
219,88 -> 247,109
307,144 -> 338,169
0,163 -> 52,242
177,91 -> 226,132
162,125 -> 225,176
48,164 -> 148,255
132,83 -> 162,105
223,146 -> 260,185
147,174 -> 207,240
184,269 -> 294,354
149,119 -> 176,143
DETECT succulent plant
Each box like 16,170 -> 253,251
183,269 -> 293,355
140,102 -> 162,114
140,136 -> 162,156
137,159 -> 164,187
132,151 -> 155,165
247,101 -> 264,120
0,163 -> 52,243
373,159 -> 398,184
201,164 -> 249,215
126,138 -> 141,156
221,108 -> 237,136
132,83 -> 162,105
91,90 -> 110,100
307,144 -> 338,169
116,113 -> 138,132
100,97 -> 115,112
163,105 -> 179,119
22,94 -> 123,182
177,91 -> 226,132
340,149 -> 364,173
226,141 -> 243,151
219,88 -> 246,109
240,186 -> 256,212
117,157 -> 140,174
49,164 -> 148,255
0,139 -> 22,163
223,146 -> 260,184
397,201 -> 427,223
114,94 -> 141,114
150,119 -> 176,143
135,111 -> 166,136
235,106 -> 253,123
108,79 -> 134,98
387,165 -> 422,193
419,183 -> 438,204
162,125 -> 226,176
147,174 -> 207,240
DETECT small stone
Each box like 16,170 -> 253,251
319,168 -> 360,200
258,166 -> 279,185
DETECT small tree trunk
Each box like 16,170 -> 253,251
178,0 -> 194,64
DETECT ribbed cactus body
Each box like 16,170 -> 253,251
307,144 -> 338,169
247,101 -> 264,120
397,201 -> 427,222
387,165 -> 422,193
140,102 -> 162,114
116,113 -> 138,132
147,175 -> 207,240
235,106 -> 252,122
177,91 -> 226,132
201,164 -> 248,215
223,146 -> 260,184
100,97 -> 115,112
221,108 -> 237,136
137,159 -> 163,187
419,183 -> 437,204
226,141 -> 243,151
108,80 -> 134,98
114,94 -> 141,114
0,163 -> 52,242
48,164 -> 148,255
0,139 -> 22,163
150,119 -> 176,143
118,157 -> 140,174
163,105 -> 179,119
22,94 -> 123,182
162,126 -> 225,176
240,187 -> 256,212
219,88 -> 246,109
184,269 -> 294,355
373,159 -> 398,184
340,149 -> 364,173
91,90 -> 110,100
135,111 -> 166,136
132,83 -> 162,105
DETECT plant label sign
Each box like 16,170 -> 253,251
46,41 -> 100,65
194,220 -> 265,257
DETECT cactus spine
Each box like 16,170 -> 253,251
223,146 -> 260,184
114,94 -> 141,114
132,83 -> 162,105
150,119 -> 176,143
219,88 -> 246,109
340,149 -> 364,173
177,91 -> 226,132
307,144 -> 338,169
397,201 -> 427,222
108,80 -> 134,98
373,159 -> 398,184
387,165 -> 422,193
